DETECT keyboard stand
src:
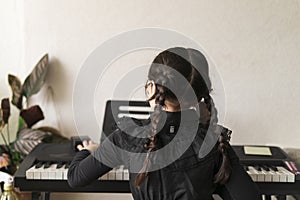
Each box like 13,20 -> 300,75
32,192 -> 50,200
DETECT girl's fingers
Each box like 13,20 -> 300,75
82,140 -> 89,147
77,144 -> 84,151
77,140 -> 99,152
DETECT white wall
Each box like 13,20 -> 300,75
0,0 -> 24,142
22,0 -> 300,147
1,0 -> 300,199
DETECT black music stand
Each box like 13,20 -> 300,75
101,100 -> 151,142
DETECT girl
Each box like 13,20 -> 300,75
68,47 -> 261,200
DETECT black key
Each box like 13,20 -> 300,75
261,165 -> 270,171
243,165 -> 249,171
43,161 -> 52,169
35,162 -> 43,169
64,162 -> 70,169
254,166 -> 261,171
270,166 -> 278,171
56,162 -> 64,169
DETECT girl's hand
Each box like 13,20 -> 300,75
77,140 -> 99,153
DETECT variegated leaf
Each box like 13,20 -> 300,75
22,54 -> 49,98
14,128 -> 51,155
17,116 -> 26,133
8,74 -> 23,109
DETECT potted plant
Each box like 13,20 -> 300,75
0,54 -> 69,175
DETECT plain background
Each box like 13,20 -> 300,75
1,0 -> 300,199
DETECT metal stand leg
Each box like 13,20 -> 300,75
31,192 -> 51,200
44,192 -> 51,200
32,192 -> 41,200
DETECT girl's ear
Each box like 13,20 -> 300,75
145,80 -> 156,99
149,82 -> 156,97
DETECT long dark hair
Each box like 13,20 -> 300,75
134,47 -> 231,187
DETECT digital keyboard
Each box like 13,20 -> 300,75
14,144 -> 300,199
14,143 -> 130,193
232,145 -> 300,199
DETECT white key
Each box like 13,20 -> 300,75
277,167 -> 295,182
100,173 -> 108,180
41,165 -> 49,179
247,166 -> 258,182
123,169 -> 129,181
48,164 -> 57,180
268,169 -> 280,182
253,166 -> 265,182
116,166 -> 124,180
55,166 -> 64,180
33,168 -> 41,180
26,166 -> 36,179
261,168 -> 272,182
275,167 -> 287,182
39,164 -> 51,179
108,169 -> 116,180
61,164 -> 69,180
41,164 -> 56,179
32,164 -> 45,180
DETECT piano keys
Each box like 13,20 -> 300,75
25,160 -> 296,183
25,161 -> 130,181
244,165 -> 295,182
99,166 -> 129,181
26,162 -> 70,180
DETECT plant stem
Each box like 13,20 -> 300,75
6,123 -> 10,144
0,130 -> 14,165
0,130 -> 9,148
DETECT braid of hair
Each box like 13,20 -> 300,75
203,94 -> 218,126
134,86 -> 165,188
204,94 -> 232,184
214,129 -> 232,184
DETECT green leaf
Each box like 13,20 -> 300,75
17,116 -> 26,134
22,54 -> 49,98
8,74 -> 23,109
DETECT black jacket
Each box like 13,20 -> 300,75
68,109 -> 261,200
